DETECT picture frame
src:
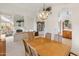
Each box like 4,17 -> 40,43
64,20 -> 72,29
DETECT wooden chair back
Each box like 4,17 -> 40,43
29,45 -> 39,56
45,33 -> 51,40
23,40 -> 39,56
23,40 -> 31,56
54,34 -> 62,43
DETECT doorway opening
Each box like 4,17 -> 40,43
58,8 -> 72,46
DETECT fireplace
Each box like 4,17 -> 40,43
16,29 -> 23,32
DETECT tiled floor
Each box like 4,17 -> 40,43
6,36 -> 25,56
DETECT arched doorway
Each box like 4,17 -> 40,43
58,8 -> 72,46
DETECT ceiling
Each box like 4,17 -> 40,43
0,3 -> 43,15
0,3 -> 78,17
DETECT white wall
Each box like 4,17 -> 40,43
44,4 -> 70,39
71,6 -> 79,54
44,7 -> 59,39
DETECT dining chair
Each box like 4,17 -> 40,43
22,40 -> 31,56
54,34 -> 62,43
35,32 -> 39,36
45,33 -> 51,40
69,52 -> 78,56
28,45 -> 39,56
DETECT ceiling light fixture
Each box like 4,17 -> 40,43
38,4 -> 52,20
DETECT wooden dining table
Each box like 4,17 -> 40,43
24,37 -> 71,56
